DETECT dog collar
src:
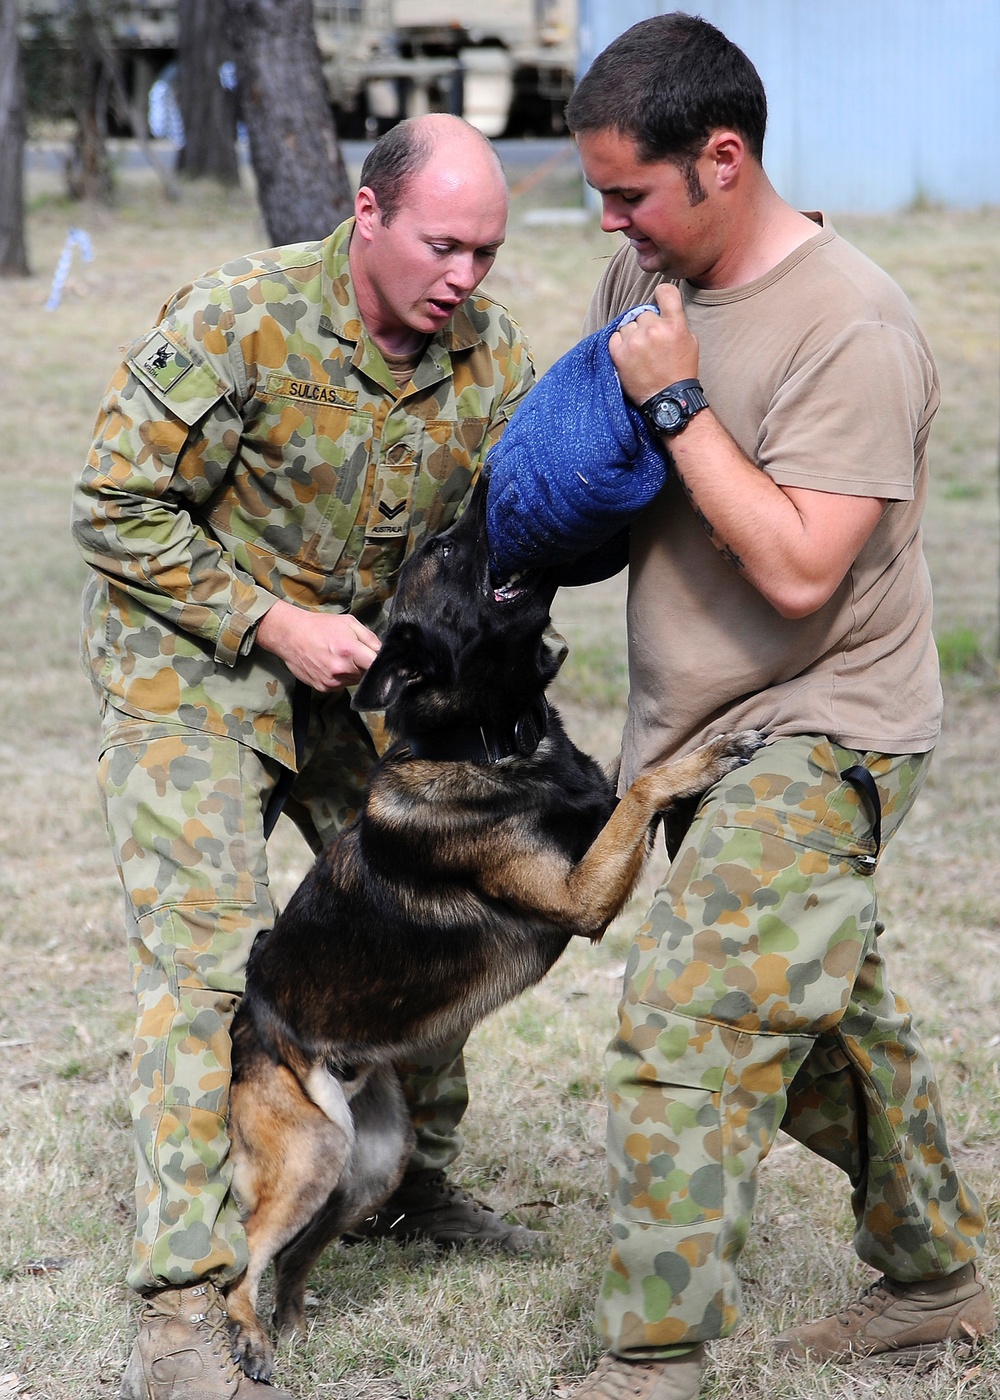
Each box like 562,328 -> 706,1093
400,695 -> 549,765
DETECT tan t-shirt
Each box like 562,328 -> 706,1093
381,341 -> 428,389
584,217 -> 943,785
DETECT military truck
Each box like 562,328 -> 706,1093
19,0 -> 577,138
336,0 -> 576,137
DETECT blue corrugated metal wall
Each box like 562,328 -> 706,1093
576,1 -> 1000,212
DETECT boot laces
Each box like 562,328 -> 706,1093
436,1173 -> 489,1214
401,1170 -> 491,1219
839,1277 -> 895,1327
189,1285 -> 241,1382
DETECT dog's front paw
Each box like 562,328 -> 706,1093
229,1319 -> 275,1384
724,729 -> 768,766
641,731 -> 768,810
685,729 -> 768,788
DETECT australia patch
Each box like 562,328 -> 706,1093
366,495 -> 410,541
132,330 -> 194,392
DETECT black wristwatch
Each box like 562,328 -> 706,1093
640,378 -> 709,437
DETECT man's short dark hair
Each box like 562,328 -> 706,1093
566,12 -> 767,185
358,119 -> 435,224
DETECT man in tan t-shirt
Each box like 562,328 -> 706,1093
558,15 -> 994,1400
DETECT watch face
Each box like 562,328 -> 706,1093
653,397 -> 683,431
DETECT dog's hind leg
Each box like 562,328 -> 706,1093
272,1065 -> 413,1340
226,1063 -> 353,1382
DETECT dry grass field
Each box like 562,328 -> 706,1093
0,149 -> 998,1400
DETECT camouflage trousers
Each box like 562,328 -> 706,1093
98,696 -> 468,1296
599,735 -> 986,1359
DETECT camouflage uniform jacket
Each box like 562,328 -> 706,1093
72,218 -> 534,770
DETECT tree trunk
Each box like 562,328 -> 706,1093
227,0 -> 352,244
65,4 -> 114,203
177,0 -> 239,185
0,0 -> 30,276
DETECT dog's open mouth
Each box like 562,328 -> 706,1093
492,570 -> 531,604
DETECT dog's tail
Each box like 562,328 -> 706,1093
259,1035 -> 353,1142
239,987 -> 369,1140
276,1036 -> 373,1148
299,1058 -> 356,1146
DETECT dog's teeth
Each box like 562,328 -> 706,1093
493,571 -> 527,603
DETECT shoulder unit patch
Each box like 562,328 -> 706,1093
132,330 -> 194,393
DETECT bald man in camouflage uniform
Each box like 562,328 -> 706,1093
73,114 -> 537,1400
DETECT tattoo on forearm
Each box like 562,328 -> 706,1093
678,474 -> 745,573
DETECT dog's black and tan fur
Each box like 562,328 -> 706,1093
225,476 -> 765,1380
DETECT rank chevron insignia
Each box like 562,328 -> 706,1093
378,500 -> 407,520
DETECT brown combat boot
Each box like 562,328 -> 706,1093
774,1263 -> 995,1365
343,1168 -> 547,1254
565,1348 -> 707,1400
120,1281 -> 295,1399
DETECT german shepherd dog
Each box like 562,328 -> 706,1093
225,475 -> 765,1381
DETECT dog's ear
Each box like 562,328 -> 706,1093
352,621 -> 438,713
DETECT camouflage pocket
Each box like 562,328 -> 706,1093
99,721 -> 267,916
630,738 -> 883,1037
711,737 -> 881,868
230,397 -> 375,574
607,1005 -> 812,1230
410,417 -> 489,537
607,1008 -> 728,1230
